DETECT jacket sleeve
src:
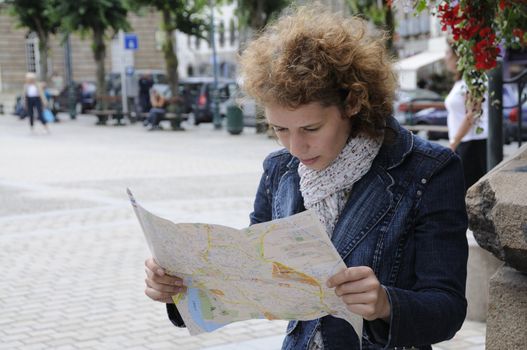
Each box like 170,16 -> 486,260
166,303 -> 186,328
249,155 -> 274,225
366,153 -> 468,347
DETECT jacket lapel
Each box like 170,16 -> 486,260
275,159 -> 305,219
331,164 -> 394,260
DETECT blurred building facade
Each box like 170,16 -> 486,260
0,4 -> 239,92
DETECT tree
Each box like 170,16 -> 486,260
55,0 -> 131,108
6,0 -> 61,81
346,0 -> 396,55
237,0 -> 291,32
129,0 -> 208,97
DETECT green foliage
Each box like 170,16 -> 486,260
54,0 -> 131,37
7,0 -> 60,36
127,0 -> 208,36
54,0 -> 131,107
127,0 -> 209,97
346,0 -> 396,54
347,0 -> 386,26
236,0 -> 291,30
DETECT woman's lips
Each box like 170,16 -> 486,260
300,156 -> 319,165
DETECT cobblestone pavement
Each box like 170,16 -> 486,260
0,114 -> 488,349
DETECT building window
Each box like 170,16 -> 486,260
25,32 -> 39,75
229,19 -> 236,47
195,36 -> 201,49
219,21 -> 225,48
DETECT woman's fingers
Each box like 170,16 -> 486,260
333,275 -> 379,297
327,266 -> 373,288
327,266 -> 391,321
144,285 -> 182,303
145,277 -> 184,295
145,257 -> 165,276
145,267 -> 184,286
144,257 -> 186,304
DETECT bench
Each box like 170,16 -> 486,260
139,111 -> 189,131
86,95 -> 130,126
86,109 -> 128,126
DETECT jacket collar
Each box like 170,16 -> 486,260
374,117 -> 414,170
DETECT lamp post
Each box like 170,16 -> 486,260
210,0 -> 221,129
487,63 -> 503,171
64,34 -> 76,119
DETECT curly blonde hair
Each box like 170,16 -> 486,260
239,5 -> 397,137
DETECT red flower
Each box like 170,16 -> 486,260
472,34 -> 499,70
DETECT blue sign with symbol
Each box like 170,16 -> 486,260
124,34 -> 138,50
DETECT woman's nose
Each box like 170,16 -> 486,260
288,133 -> 307,157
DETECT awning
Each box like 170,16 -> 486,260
395,50 -> 446,89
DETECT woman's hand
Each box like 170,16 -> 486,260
144,257 -> 186,303
327,266 -> 391,322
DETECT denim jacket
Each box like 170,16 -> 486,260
167,118 -> 468,350
249,117 -> 468,349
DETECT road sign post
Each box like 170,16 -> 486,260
120,32 -> 138,116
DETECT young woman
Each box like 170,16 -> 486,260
23,72 -> 50,133
444,43 -> 488,189
144,6 -> 468,349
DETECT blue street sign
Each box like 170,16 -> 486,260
124,34 -> 138,50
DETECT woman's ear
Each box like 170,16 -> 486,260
344,91 -> 360,118
345,104 -> 360,118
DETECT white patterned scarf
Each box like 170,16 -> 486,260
298,132 -> 384,238
300,132 -> 383,350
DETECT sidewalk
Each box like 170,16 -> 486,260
0,113 -> 486,349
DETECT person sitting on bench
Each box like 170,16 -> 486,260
144,89 -> 166,130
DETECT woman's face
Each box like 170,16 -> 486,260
265,102 -> 352,171
445,46 -> 458,74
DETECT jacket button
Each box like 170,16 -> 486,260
266,175 -> 269,181
266,189 -> 270,194
416,190 -> 422,197
421,178 -> 427,184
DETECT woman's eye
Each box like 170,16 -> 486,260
304,127 -> 319,132
273,127 -> 287,133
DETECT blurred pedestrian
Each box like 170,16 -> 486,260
444,43 -> 488,190
50,71 -> 64,96
144,89 -> 166,131
144,5 -> 468,349
138,74 -> 153,113
23,72 -> 50,133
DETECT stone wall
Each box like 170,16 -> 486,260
466,143 -> 527,349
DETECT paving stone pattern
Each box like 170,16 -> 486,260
0,114 -> 485,349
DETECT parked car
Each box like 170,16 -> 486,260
403,86 -> 522,143
411,107 -> 449,140
171,77 -> 237,125
504,103 -> 527,142
394,88 -> 446,125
